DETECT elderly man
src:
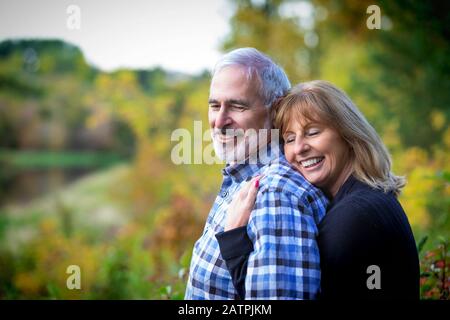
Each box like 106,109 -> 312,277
185,48 -> 328,300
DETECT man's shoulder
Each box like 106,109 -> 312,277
251,155 -> 328,225
259,155 -> 326,203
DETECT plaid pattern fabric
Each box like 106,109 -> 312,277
185,145 -> 328,300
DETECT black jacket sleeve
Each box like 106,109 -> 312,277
215,226 -> 254,300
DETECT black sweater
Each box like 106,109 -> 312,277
215,175 -> 420,299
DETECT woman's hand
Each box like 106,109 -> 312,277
224,176 -> 261,231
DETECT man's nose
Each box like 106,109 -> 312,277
215,105 -> 232,129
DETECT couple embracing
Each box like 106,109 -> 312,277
185,48 -> 419,300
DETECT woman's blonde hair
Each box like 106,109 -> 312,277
272,80 -> 405,196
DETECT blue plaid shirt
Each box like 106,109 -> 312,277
185,144 -> 328,299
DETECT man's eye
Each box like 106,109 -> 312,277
209,104 -> 220,110
231,105 -> 246,111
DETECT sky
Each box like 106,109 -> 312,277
0,0 -> 231,74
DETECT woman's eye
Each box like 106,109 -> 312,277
285,137 -> 295,143
307,130 -> 319,136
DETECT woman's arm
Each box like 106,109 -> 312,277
216,226 -> 253,299
215,176 -> 260,299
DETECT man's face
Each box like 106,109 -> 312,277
208,65 -> 270,163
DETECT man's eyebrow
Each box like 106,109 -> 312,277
207,99 -> 251,107
228,99 -> 250,107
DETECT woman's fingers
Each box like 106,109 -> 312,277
238,175 -> 261,207
224,175 -> 263,231
245,176 -> 260,205
237,175 -> 260,199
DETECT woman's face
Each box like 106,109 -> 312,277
283,118 -> 353,197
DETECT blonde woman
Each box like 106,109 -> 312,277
216,80 -> 420,299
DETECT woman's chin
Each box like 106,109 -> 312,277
290,162 -> 327,188
300,170 -> 326,187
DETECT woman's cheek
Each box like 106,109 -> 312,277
284,145 -> 294,162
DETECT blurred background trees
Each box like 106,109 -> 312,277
0,0 -> 448,299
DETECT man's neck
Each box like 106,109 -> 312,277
228,137 -> 277,167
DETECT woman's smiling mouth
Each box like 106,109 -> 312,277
300,156 -> 325,169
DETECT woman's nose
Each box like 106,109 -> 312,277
294,138 -> 310,155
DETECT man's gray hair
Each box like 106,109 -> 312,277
212,47 -> 291,108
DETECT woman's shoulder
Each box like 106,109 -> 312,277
338,177 -> 400,211
322,178 -> 406,234
318,184 -> 393,252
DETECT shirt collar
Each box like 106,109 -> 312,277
222,142 -> 281,183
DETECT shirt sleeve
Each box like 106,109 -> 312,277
244,189 -> 321,299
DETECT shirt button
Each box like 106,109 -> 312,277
221,191 -> 228,198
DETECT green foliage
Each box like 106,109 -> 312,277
224,0 -> 320,82
0,165 -> 198,299
0,150 -> 124,169
314,0 -> 450,149
419,237 -> 449,299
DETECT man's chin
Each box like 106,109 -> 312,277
213,137 -> 267,164
213,145 -> 245,164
